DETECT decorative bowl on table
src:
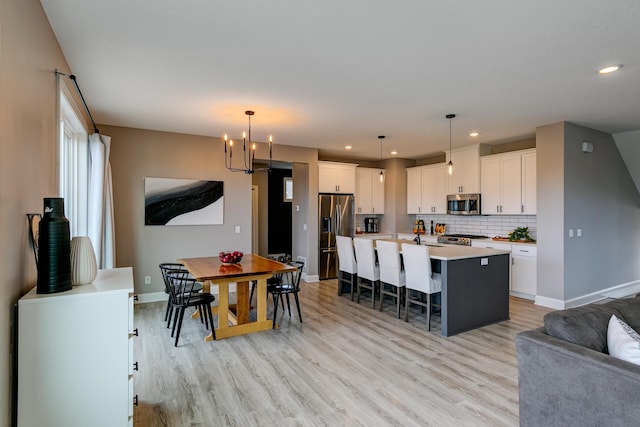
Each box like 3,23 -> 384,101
219,251 -> 243,265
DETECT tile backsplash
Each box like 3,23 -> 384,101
414,214 -> 537,239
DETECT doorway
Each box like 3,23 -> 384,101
251,164 -> 293,259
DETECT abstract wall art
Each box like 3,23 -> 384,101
144,177 -> 224,225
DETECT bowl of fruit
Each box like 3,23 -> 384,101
219,251 -> 243,265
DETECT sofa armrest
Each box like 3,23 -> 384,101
516,327 -> 640,427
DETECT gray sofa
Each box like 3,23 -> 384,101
515,295 -> 640,427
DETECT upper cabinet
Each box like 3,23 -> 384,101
521,151 -> 537,214
480,149 -> 536,215
356,167 -> 385,214
318,161 -> 357,194
406,163 -> 448,214
446,145 -> 491,194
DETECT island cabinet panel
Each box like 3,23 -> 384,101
440,254 -> 510,336
319,161 -> 357,194
356,167 -> 385,214
17,267 -> 135,427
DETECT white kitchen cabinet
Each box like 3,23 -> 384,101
319,161 -> 357,194
480,152 -> 522,214
18,267 -> 136,427
511,245 -> 537,296
406,163 -> 447,214
521,151 -> 537,214
356,167 -> 385,214
471,240 -> 537,299
446,145 -> 490,194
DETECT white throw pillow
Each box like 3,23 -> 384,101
607,314 -> 640,365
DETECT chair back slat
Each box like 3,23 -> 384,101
166,270 -> 199,305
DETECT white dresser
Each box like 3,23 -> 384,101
17,267 -> 136,427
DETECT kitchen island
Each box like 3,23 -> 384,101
378,239 -> 511,336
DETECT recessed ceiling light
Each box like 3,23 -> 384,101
469,132 -> 480,137
345,145 -> 352,150
390,150 -> 398,155
598,64 -> 623,74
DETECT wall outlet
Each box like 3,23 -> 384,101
144,276 -> 151,285
235,225 -> 241,234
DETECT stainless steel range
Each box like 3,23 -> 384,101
437,233 -> 488,246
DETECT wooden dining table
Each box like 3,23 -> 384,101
177,254 -> 295,340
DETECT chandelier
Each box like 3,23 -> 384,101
223,110 -> 272,174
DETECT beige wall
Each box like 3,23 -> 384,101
102,124 -> 319,295
536,122 -> 566,302
0,0 -> 80,424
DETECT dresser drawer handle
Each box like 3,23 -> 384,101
133,361 -> 139,371
133,328 -> 139,336
133,395 -> 138,406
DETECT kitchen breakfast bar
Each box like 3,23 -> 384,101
377,239 -> 511,337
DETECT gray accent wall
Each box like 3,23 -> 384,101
563,122 -> 640,300
537,121 -> 640,304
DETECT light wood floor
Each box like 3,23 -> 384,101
133,279 -> 551,427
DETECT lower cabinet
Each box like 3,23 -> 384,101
17,267 -> 136,427
471,241 -> 537,299
511,245 -> 537,297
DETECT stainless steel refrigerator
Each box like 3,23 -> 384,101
319,193 -> 355,279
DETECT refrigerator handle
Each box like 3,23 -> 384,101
336,204 -> 341,235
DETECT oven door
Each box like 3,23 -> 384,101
447,194 -> 480,215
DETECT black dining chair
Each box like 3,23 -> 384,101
166,270 -> 216,346
269,260 -> 304,329
159,262 -> 203,328
249,254 -> 287,306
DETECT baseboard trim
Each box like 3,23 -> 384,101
535,279 -> 640,310
534,296 -> 565,310
302,273 -> 319,283
135,291 -> 166,304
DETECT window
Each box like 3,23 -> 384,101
284,177 -> 293,202
58,90 -> 89,237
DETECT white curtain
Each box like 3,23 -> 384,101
88,133 -> 116,268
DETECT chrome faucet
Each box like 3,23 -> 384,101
413,234 -> 421,245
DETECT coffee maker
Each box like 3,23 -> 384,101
364,217 -> 379,233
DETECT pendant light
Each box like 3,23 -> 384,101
378,135 -> 385,183
446,114 -> 456,176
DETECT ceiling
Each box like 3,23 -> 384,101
40,0 -> 640,161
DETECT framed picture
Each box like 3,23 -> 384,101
284,177 -> 293,202
144,177 -> 224,225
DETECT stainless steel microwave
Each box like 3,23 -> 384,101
447,193 -> 481,215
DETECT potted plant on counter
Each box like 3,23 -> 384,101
509,227 -> 535,242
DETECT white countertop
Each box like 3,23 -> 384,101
378,239 -> 510,261
473,237 -> 536,247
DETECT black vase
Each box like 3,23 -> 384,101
37,198 -> 72,294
